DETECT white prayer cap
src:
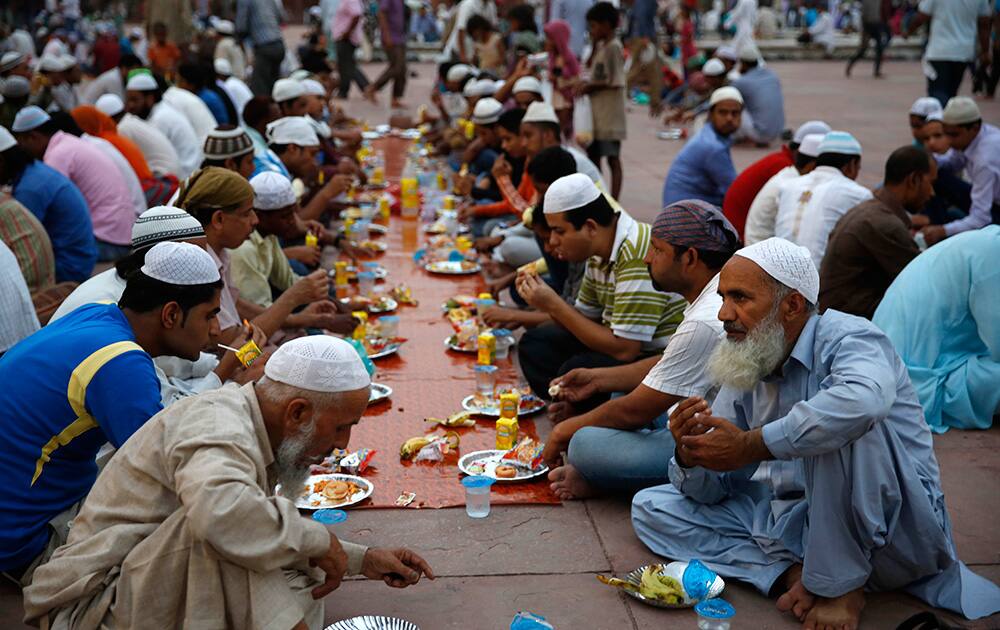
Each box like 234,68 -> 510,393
797,133 -> 824,159
266,116 -> 320,146
925,111 -> 943,123
38,54 -> 69,72
307,116 -> 332,139
464,77 -> 496,98
140,241 -> 221,285
215,19 -> 235,35
941,97 -> 981,125
512,76 -> 543,95
522,101 -> 558,124
709,86 -> 743,107
792,120 -> 831,144
909,96 -> 942,118
1,76 -> 31,99
739,43 -> 760,62
11,106 -> 51,133
131,206 -> 206,249
0,51 -> 27,73
492,79 -> 506,93
272,78 -> 305,103
251,171 -> 297,210
471,97 -> 503,125
126,72 -> 158,92
59,53 -> 78,69
715,45 -> 738,61
701,58 -> 726,77
544,173 -> 601,214
446,63 -> 475,83
734,237 -> 819,304
817,130 -> 862,156
213,57 -> 232,76
129,26 -> 144,38
0,126 -> 15,152
95,93 -> 125,116
300,78 -> 326,96
265,335 -> 371,393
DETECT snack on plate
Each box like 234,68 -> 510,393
309,478 -> 361,506
444,295 -> 477,310
391,284 -> 418,305
467,462 -> 485,475
501,437 -> 545,471
447,307 -> 473,325
494,465 -> 517,479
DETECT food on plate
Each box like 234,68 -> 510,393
444,295 -> 477,310
494,465 -> 517,479
447,307 -> 473,325
596,574 -> 642,595
501,436 -> 544,471
639,565 -> 685,604
322,480 -> 352,501
307,478 -> 362,506
467,463 -> 486,475
391,284 -> 418,305
359,240 -> 386,252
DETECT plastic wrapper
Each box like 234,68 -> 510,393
501,436 -> 545,471
399,432 -> 460,460
310,448 -> 376,475
391,284 -> 418,305
510,612 -> 554,630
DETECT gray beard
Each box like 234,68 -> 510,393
708,309 -> 788,392
275,423 -> 315,498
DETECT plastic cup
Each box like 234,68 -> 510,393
694,599 -> 734,630
474,364 -> 498,398
312,509 -> 349,525
378,315 -> 400,339
461,475 -> 495,518
494,329 -> 513,360
357,271 -> 376,298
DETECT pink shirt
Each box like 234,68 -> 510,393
331,0 -> 364,46
43,131 -> 135,246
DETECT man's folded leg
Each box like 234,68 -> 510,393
567,426 -> 675,494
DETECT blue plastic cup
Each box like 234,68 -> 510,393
461,475 -> 495,518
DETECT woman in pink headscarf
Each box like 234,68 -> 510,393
543,20 -> 580,138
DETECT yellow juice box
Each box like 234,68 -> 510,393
477,331 -> 496,365
372,165 -> 385,185
495,416 -> 519,450
305,232 -> 319,248
234,340 -> 262,368
499,390 -> 520,419
352,311 -> 368,341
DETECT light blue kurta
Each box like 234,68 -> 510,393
873,226 -> 1000,433
631,310 -> 1000,620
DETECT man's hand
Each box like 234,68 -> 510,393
361,548 -> 435,588
550,368 -> 600,403
454,173 -> 474,196
516,272 -> 560,311
541,421 -> 574,468
457,201 -> 477,222
547,400 -> 575,424
474,235 -> 504,253
669,397 -> 713,468
288,270 -> 330,305
490,154 -> 512,180
481,305 -> 523,329
324,173 -> 355,198
284,245 -> 322,267
920,224 -> 948,246
304,219 -> 329,240
310,534 -> 349,599
300,300 -> 356,334
909,213 -> 930,233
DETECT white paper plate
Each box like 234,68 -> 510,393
340,296 -> 397,313
444,335 -> 476,353
359,240 -> 388,253
458,449 -> 548,483
288,473 -> 373,510
368,383 -> 392,404
331,265 -> 388,281
621,562 -> 726,609
461,394 -> 546,417
341,223 -> 388,235
424,260 -> 481,275
326,617 -> 418,630
367,341 -> 402,359
360,131 -> 381,140
423,223 -> 470,235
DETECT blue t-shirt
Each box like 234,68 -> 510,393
199,87 -> 231,125
12,161 -> 97,283
0,303 -> 163,571
662,124 -> 737,207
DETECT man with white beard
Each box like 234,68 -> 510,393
630,238 -> 1000,630
24,336 -> 434,629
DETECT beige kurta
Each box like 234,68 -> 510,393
23,383 -> 368,630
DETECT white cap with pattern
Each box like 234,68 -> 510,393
140,241 -> 221,285
522,101 -> 558,124
543,173 -> 601,214
131,206 -> 205,249
792,120 -> 831,145
266,116 -> 320,147
251,172 -> 297,210
265,335 -> 371,393
735,237 -> 819,304
512,76 -> 542,95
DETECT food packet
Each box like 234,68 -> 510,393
339,448 -> 376,475
501,437 -> 545,471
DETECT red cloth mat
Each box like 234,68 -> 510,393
346,138 -> 559,509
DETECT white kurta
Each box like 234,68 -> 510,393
149,102 -> 203,179
162,86 -> 218,142
23,383 -> 368,629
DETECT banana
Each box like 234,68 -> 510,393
638,565 -> 685,604
399,436 -> 432,459
424,411 -> 476,428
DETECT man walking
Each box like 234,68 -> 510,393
236,0 -> 287,96
366,0 -> 408,108
905,0 -> 992,105
846,0 -> 892,78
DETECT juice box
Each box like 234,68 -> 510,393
352,311 -> 368,341
234,340 -> 262,368
477,331 -> 496,365
304,232 -> 319,249
495,416 -> 519,450
499,390 -> 520,419
334,261 -> 349,286
372,165 -> 385,185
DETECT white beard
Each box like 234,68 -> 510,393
708,309 -> 788,392
275,423 -> 315,498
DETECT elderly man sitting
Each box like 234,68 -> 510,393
631,238 -> 1000,629
24,336 -> 433,629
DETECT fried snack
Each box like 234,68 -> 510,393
494,465 -> 517,478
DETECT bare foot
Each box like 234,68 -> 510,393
548,464 -> 594,500
391,99 -> 407,109
776,565 -> 816,622
802,588 -> 865,630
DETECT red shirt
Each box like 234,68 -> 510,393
722,146 -> 793,239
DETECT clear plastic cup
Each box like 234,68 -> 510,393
694,599 -> 734,630
493,329 -> 513,360
461,475 -> 495,518
378,315 -> 400,339
357,271 -> 376,298
474,364 -> 498,397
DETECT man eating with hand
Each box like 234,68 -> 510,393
631,238 -> 1000,629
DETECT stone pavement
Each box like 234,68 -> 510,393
2,59 -> 998,629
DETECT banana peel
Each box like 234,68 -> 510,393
399,431 -> 461,460
597,566 -> 685,605
424,411 -> 476,428
596,574 -> 641,595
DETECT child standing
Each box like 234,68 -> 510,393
467,15 -> 506,77
147,22 -> 181,80
582,2 -> 626,199
543,20 -> 581,140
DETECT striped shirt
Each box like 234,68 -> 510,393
236,0 -> 284,46
575,211 -> 687,352
0,195 -> 56,293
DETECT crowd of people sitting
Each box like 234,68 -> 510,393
0,1 -> 999,628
